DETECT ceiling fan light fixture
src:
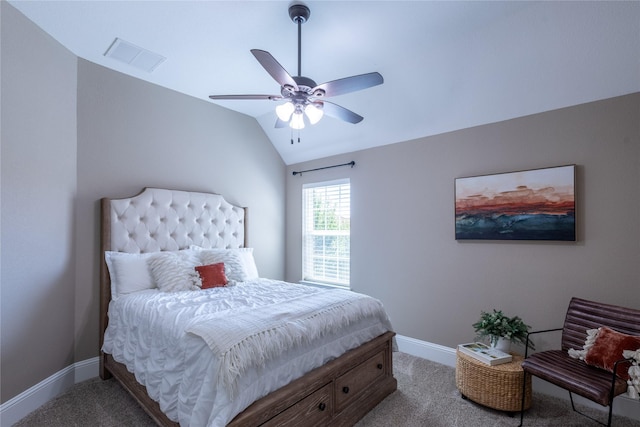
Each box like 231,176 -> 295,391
276,102 -> 295,121
304,102 -> 324,124
208,3 -> 384,136
290,111 -> 305,130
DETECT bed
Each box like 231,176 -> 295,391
99,187 -> 397,426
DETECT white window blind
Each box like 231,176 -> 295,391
302,180 -> 350,287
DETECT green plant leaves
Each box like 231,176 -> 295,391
472,309 -> 535,349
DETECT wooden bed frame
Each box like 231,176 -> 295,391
99,188 -> 396,426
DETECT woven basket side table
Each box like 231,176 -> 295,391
455,349 -> 532,412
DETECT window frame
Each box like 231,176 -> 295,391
301,179 -> 351,289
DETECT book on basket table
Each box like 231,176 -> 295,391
458,342 -> 512,366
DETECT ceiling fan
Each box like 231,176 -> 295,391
209,3 -> 383,130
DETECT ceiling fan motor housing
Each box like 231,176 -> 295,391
292,76 -> 316,93
282,76 -> 323,110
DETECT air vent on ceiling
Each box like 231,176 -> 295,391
104,38 -> 165,73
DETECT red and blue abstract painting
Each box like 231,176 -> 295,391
455,165 -> 575,241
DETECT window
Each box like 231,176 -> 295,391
302,179 -> 350,288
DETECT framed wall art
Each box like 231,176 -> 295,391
455,165 -> 576,241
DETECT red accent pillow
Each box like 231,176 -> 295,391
195,263 -> 228,289
584,326 -> 640,380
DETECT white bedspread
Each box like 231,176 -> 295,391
102,279 -> 393,426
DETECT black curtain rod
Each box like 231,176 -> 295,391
292,161 -> 355,176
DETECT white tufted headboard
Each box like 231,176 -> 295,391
99,188 -> 247,353
103,187 -> 246,254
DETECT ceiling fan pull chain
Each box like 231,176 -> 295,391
290,126 -> 301,144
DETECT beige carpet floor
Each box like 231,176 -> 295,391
14,352 -> 640,427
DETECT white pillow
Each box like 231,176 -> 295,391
105,251 -> 156,299
147,251 -> 202,292
235,248 -> 259,280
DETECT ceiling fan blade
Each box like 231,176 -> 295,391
251,49 -> 298,90
208,94 -> 282,100
321,101 -> 364,124
313,72 -> 383,97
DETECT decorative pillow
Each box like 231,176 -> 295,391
104,251 -> 156,299
147,251 -> 202,292
584,326 -> 640,380
197,249 -> 250,282
196,263 -> 228,289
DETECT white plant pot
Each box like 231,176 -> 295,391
492,337 -> 511,353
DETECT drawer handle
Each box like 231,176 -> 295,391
318,402 -> 326,411
377,363 -> 383,370
342,386 -> 350,394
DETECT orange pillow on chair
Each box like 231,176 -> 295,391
195,263 -> 228,289
584,326 -> 640,380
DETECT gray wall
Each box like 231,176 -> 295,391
74,59 -> 286,362
286,93 -> 640,349
1,2 -> 78,402
1,2 -> 286,403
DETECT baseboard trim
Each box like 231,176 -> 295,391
0,357 -> 99,426
395,335 -> 639,422
396,334 -> 457,367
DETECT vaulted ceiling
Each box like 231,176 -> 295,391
8,1 -> 639,165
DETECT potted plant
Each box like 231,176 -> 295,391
472,309 -> 535,351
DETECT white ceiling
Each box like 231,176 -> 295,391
8,1 -> 640,165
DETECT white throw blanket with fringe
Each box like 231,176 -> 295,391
185,289 -> 390,396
